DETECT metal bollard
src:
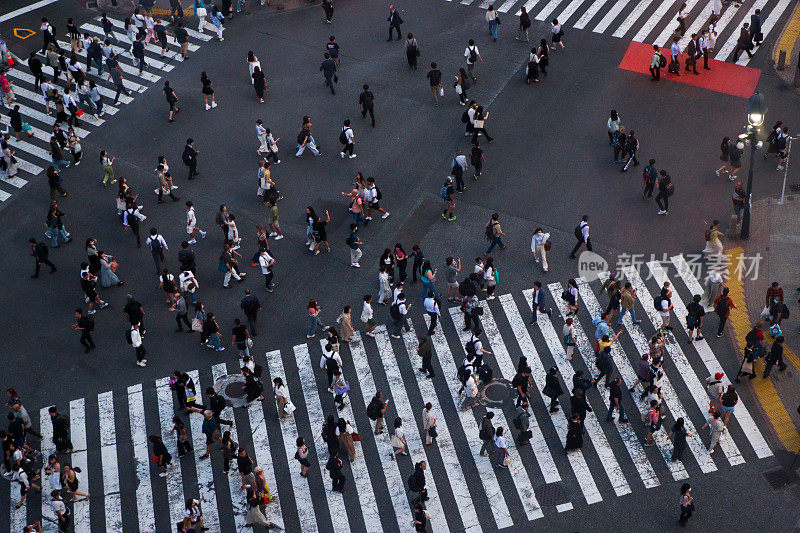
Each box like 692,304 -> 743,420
778,49 -> 787,70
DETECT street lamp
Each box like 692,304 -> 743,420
740,92 -> 767,239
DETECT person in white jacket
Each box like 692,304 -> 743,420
185,201 -> 207,244
131,323 -> 147,367
461,373 -> 478,411
422,402 -> 437,445
531,227 -> 550,272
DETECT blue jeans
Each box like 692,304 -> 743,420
617,307 -> 638,325
606,400 -> 626,421
185,290 -> 197,304
308,315 -> 324,336
351,211 -> 365,227
78,93 -> 95,112
89,55 -> 103,75
92,98 -> 103,115
489,20 -> 498,39
208,332 -> 221,348
52,157 -> 70,171
46,227 -> 69,247
485,236 -> 504,255
421,282 -> 440,300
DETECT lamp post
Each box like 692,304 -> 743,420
740,92 -> 766,240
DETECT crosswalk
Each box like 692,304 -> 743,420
455,0 -> 791,65
5,259 -> 773,530
0,15 -> 211,203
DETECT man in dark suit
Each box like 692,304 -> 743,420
240,289 -> 261,336
387,5 -> 403,41
750,9 -> 762,46
684,34 -> 700,74
182,138 -> 199,180
29,238 -> 56,278
530,281 -> 552,324
733,23 -> 753,61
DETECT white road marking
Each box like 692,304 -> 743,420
536,0 -> 567,21
6,68 -> 131,107
186,370 -> 221,529
127,384 -> 155,532
736,0 -> 792,65
98,392 -> 122,531
263,349 -> 320,533
634,0 -> 697,45
103,15 -> 213,41
155,376 -> 187,527
69,398 -> 90,533
0,0 -> 62,23
40,406 -> 57,533
556,0 -> 591,25
613,0 -> 653,37
575,0 -> 609,28
593,0 -> 630,33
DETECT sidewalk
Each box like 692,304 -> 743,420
772,0 -> 800,87
729,195 -> 800,456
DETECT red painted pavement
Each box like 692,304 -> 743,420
618,41 -> 761,98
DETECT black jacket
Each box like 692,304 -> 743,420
178,249 -> 196,270
388,10 -> 403,25
570,394 -> 591,419
543,373 -> 563,399
241,295 -> 261,316
33,242 -> 49,260
320,58 -> 337,79
87,42 -> 103,60
182,145 -> 198,166
520,12 -> 531,28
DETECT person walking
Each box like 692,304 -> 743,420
28,238 -> 57,278
486,5 -> 499,41
517,7 -> 531,42
650,44 -> 663,80
320,53 -> 337,95
49,406 -> 73,454
146,228 -> 168,275
339,119 -> 356,158
359,84 -> 376,127
423,290 -> 440,336
183,138 -> 199,180
464,40 -> 483,82
421,403 -> 437,445
128,322 -> 147,366
684,33 -> 700,75
322,0 -> 334,22
484,213 -> 506,256
387,4 -> 403,41
530,228 -> 550,272
426,62 -> 443,106
295,437 -> 311,477
565,412 -> 583,451
750,9 -> 763,46
367,392 -> 388,434
713,287 -> 736,337
390,293 -> 411,338
621,130 -> 640,171
569,215 -> 591,258
679,483 -> 694,527
163,81 -> 180,122
606,377 -> 629,422
655,169 -> 673,215
73,308 -> 95,353
530,281 -> 553,324
733,23 -> 753,61
668,417 -> 689,462
702,410 -> 725,453
494,427 -> 509,468
404,33 -> 420,69
542,367 -> 563,413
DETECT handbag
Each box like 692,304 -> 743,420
284,401 -> 296,414
191,318 -> 203,332
438,86 -> 444,97
428,426 -> 438,438
21,123 -> 31,132
760,305 -> 770,320
196,6 -> 207,17
352,433 -> 362,442
473,119 -> 485,129
455,84 -> 462,95
502,453 -> 511,466
335,381 -> 351,395
246,337 -> 254,348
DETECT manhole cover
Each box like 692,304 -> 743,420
534,483 -> 568,506
480,379 -> 510,407
763,467 -> 794,491
214,374 -> 247,408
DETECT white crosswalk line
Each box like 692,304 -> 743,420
292,345 -> 352,532
736,0 -> 791,65
186,370 -> 221,529
38,60 -> 147,93
0,174 -> 29,188
12,85 -> 104,127
713,1 -> 763,61
522,291 -> 632,497
623,267 -> 725,472
516,0 -> 544,16
210,364 -> 248,529
40,406 -> 57,533
69,398 -> 90,533
155,376 -> 187,527
242,359 -> 284,529
536,0 -> 567,21
445,308 -> 548,519
9,478 -> 24,532
593,0 -> 629,33
263,349 -> 320,533
574,0 -> 608,27
374,326 -> 449,531
597,272 -> 715,475
553,281 -> 661,489
102,15 -> 212,42
7,99 -> 91,137
348,333 -> 417,532
634,0 -> 694,45
316,340 -> 383,533
422,316 -> 516,529
0,189 -> 10,201
399,328 -> 494,530
643,264 -> 746,466
493,297 -> 603,505
556,0 -> 590,25
53,40 -> 161,83
678,0 -> 715,48
572,281 -> 687,482
462,0 -> 477,6
0,122 -> 55,162
79,22 -> 193,62
6,68 -> 132,106
498,0 -> 522,13
668,256 -> 773,459
127,384 -> 155,532
489,301 -> 563,486
98,392 -> 122,531
450,304 -> 555,507
613,0 -> 653,37
479,0 -> 494,8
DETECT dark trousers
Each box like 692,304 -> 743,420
733,43 -> 753,61
703,50 -> 710,68
134,54 -> 146,73
187,162 -> 198,180
655,193 -> 669,211
130,222 -> 141,246
323,4 -> 334,21
245,313 -> 258,336
464,311 -> 480,332
361,105 -> 375,126
264,150 -> 280,164
453,166 -> 464,191
158,189 -> 179,202
717,315 -> 728,336
427,312 -> 438,335
31,71 -> 44,90
622,150 -> 639,171
473,161 -> 482,177
263,270 -> 274,290
34,258 -> 57,277
324,76 -> 336,95
649,66 -> 660,80
421,353 -> 435,376
530,305 -> 551,324
176,312 -> 191,330
472,127 -> 493,145
389,23 -> 402,40
151,250 -> 164,273
342,142 -> 354,156
80,331 -> 95,349
112,82 -> 129,105
177,438 -> 192,456
613,145 -> 623,162
685,57 -> 698,74
679,505 -> 693,525
135,345 -> 147,362
41,34 -> 59,54
412,259 -> 423,283
570,237 -> 592,257
643,180 -> 655,198
331,472 -> 346,491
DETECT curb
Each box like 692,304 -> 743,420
771,0 -> 800,89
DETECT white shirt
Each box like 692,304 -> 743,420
531,231 -> 550,251
467,107 -> 477,124
130,327 -> 143,348
62,93 -> 77,108
361,302 -> 373,322
186,207 -> 197,229
474,262 -> 484,277
259,252 -> 275,274
464,375 -> 478,397
256,124 -> 266,138
344,127 -> 354,143
711,0 -> 722,14
659,298 -> 670,317
179,271 -> 197,292
423,297 -> 439,315
670,42 -> 681,58
422,409 -> 435,429
551,23 -> 561,34
579,221 -> 589,241
51,499 -> 67,517
274,384 -> 289,400
41,22 -> 53,34
146,234 -> 168,252
486,10 -> 497,22
454,154 -> 467,171
493,434 -> 506,449
397,302 -> 408,316
464,45 -> 479,64
698,35 -> 708,51
12,470 -> 29,487
366,185 -> 378,203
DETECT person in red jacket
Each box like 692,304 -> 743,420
713,287 -> 737,338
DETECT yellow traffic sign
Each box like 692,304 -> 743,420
13,28 -> 36,39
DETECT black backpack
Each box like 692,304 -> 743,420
339,127 -> 348,145
125,329 -> 133,345
149,235 -> 163,253
390,302 -> 402,320
485,221 -> 496,241
658,53 -> 667,68
468,46 -> 477,63
574,223 -> 583,239
461,110 -> 470,124
367,398 -> 382,420
408,470 -> 423,492
465,339 -> 477,356
653,295 -> 662,309
714,297 -> 729,317
457,363 -> 471,385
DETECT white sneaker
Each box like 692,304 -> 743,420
778,165 -> 784,171
340,152 -> 345,158
351,262 -> 360,268
87,309 -> 97,315
211,101 -> 218,108
382,212 -> 390,219
188,238 -> 197,244
365,216 -> 373,221
715,169 -> 720,176
268,232 -> 277,237
309,243 -> 316,251
205,104 -> 211,110
137,360 -> 146,367
657,210 -> 666,215
275,160 -> 281,164
728,175 -> 735,181
274,235 -> 283,240
349,154 -> 357,159
200,231 -> 207,238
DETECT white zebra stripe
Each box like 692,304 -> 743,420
612,0 -> 653,37
69,398 -> 90,533
127,384 -> 155,532
186,370 -> 221,529
155,376 -> 187,527
98,392 -> 122,531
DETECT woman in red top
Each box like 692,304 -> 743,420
307,299 -> 324,338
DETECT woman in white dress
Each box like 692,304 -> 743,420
247,51 -> 261,84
